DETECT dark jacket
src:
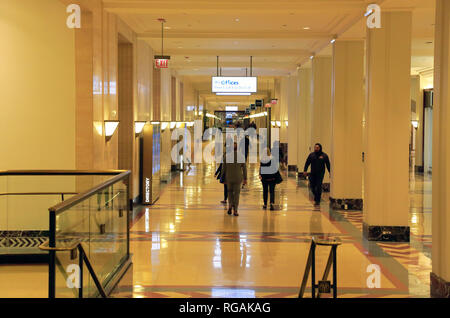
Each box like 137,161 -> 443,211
304,145 -> 331,176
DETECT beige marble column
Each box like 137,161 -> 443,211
287,75 -> 299,172
297,67 -> 312,178
431,0 -> 450,298
363,11 -> 412,242
311,56 -> 332,188
330,41 -> 364,210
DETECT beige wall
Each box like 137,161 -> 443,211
0,0 -> 75,170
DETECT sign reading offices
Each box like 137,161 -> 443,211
212,77 -> 257,93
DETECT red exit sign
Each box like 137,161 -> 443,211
155,59 -> 169,68
154,55 -> 171,69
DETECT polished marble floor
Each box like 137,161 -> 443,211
0,165 -> 433,298
112,165 -> 433,298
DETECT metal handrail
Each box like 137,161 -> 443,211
0,170 -> 125,176
39,240 -> 107,298
49,171 -> 130,215
0,192 -> 78,196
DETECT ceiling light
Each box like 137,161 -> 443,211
303,27 -> 311,30
104,120 -> 119,141
176,122 -> 183,128
164,26 -> 171,29
161,122 -> 169,130
235,18 -> 240,22
170,122 -> 176,129
411,120 -> 419,128
331,39 -> 336,44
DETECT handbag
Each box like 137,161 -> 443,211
275,171 -> 283,184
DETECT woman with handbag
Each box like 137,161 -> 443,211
259,148 -> 283,210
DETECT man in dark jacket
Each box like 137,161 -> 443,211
303,143 -> 331,205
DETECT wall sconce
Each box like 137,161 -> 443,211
176,122 -> 183,128
276,121 -> 281,127
271,121 -> 276,127
170,122 -> 177,130
186,122 -> 194,127
135,121 -> 147,136
411,120 -> 419,129
161,122 -> 169,131
104,120 -> 119,142
285,121 -> 289,127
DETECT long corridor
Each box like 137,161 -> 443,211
111,165 -> 432,298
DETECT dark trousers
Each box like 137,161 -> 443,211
309,174 -> 324,203
262,181 -> 276,205
224,184 -> 228,200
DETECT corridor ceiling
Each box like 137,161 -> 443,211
104,0 -> 436,108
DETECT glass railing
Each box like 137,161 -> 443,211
0,171 -> 120,259
0,170 -> 131,298
47,171 -> 131,298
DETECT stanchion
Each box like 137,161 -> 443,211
298,236 -> 342,298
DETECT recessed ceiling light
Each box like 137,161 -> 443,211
235,18 -> 240,22
303,27 -> 311,30
164,26 -> 171,29
178,46 -> 183,48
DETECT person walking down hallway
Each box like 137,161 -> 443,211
221,142 -> 247,216
303,143 -> 330,206
260,149 -> 282,210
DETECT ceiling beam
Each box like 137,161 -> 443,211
103,0 -> 367,13
150,49 -> 311,56
137,31 -> 333,40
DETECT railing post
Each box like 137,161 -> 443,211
48,211 -> 56,299
127,175 -> 130,258
78,245 -> 83,298
333,245 -> 338,298
311,242 -> 316,298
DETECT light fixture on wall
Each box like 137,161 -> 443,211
276,121 -> 281,127
170,122 -> 177,130
135,121 -> 147,136
176,122 -> 183,128
104,120 -> 120,142
161,122 -> 169,131
271,121 -> 276,127
285,121 -> 289,127
411,120 -> 419,129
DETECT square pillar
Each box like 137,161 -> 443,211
431,0 -> 450,298
311,56 -> 332,190
330,41 -> 364,210
363,11 -> 412,242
